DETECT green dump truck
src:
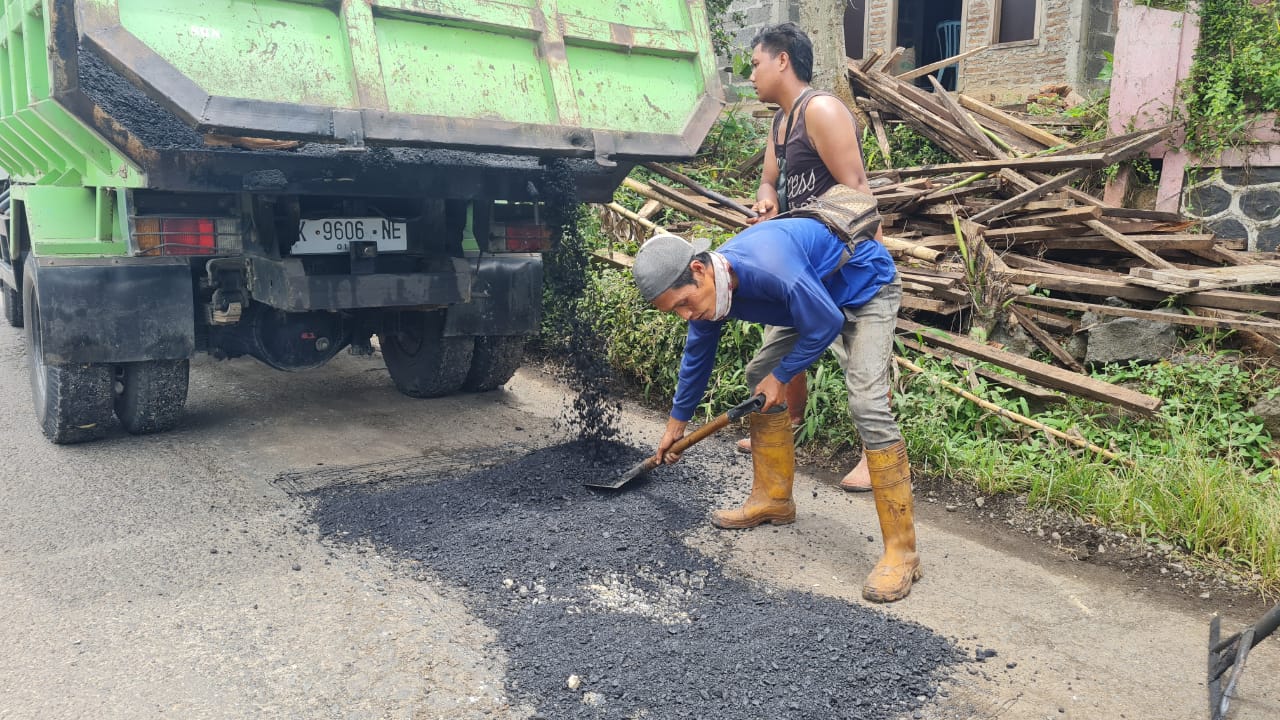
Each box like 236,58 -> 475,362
0,1 -> 721,442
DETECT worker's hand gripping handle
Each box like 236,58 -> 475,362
727,394 -> 767,422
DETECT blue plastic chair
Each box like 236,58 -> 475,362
936,20 -> 961,89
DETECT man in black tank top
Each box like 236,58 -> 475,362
733,23 -> 918,604
746,23 -> 886,492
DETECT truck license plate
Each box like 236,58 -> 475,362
295,218 -> 408,254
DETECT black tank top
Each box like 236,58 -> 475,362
771,90 -> 858,210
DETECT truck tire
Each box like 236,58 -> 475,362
463,335 -> 525,392
1,281 -> 21,328
379,310 -> 473,398
23,259 -> 113,444
114,360 -> 190,435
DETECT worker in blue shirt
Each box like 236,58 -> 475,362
632,221 -> 921,602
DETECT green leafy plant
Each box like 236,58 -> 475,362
705,0 -> 745,58
1181,0 -> 1280,159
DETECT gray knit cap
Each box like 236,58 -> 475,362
633,232 -> 712,302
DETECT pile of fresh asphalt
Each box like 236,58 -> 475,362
310,440 -> 962,719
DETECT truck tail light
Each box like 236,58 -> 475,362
502,223 -> 552,252
136,217 -> 241,256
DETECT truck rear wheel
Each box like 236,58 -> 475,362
463,335 -> 525,392
23,260 -> 113,444
1,281 -> 21,328
114,360 -> 190,435
379,311 -> 473,398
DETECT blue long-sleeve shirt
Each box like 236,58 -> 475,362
669,218 -> 896,422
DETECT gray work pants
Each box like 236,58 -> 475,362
744,280 -> 902,449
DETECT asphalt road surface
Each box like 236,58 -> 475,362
1,323 -> 1277,719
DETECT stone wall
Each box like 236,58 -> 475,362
1185,168 -> 1280,252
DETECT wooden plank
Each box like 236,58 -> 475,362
982,225 -> 1093,243
917,177 -> 1004,204
892,153 -> 1115,178
1034,234 -> 1215,252
636,199 -> 663,220
1003,268 -> 1280,314
877,46 -> 906,73
1099,207 -> 1187,222
591,249 -> 634,268
1009,305 -> 1086,372
890,45 -> 988,82
900,294 -> 964,314
1005,205 -> 1103,227
1002,253 -> 1124,278
927,74 -> 1003,158
868,110 -> 894,168
969,168 -> 1090,223
1022,307 -> 1079,334
1019,199 -> 1074,212
1084,219 -> 1177,269
896,318 -> 1163,414
1016,294 -> 1280,333
896,337 -> 1067,405
849,67 -> 982,158
957,93 -> 1072,149
857,49 -> 884,72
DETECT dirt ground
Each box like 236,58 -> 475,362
0,330 -> 1277,718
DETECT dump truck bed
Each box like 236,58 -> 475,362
74,47 -> 629,201
0,1 -> 722,193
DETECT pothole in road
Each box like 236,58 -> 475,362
302,441 -> 965,719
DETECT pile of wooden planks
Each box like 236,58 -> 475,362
589,50 -> 1280,437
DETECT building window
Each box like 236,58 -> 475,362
996,0 -> 1038,43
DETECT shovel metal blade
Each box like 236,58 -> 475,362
583,457 -> 657,489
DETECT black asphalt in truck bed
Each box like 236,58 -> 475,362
75,47 -> 611,175
307,441 -> 962,719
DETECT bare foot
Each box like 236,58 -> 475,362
838,452 -> 871,492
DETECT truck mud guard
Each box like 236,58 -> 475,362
444,255 -> 543,337
29,257 -> 195,364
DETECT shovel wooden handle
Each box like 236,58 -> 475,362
605,395 -> 767,488
651,394 -> 765,465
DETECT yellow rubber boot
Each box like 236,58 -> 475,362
862,441 -> 922,602
711,408 -> 796,529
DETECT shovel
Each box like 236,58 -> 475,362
1207,601 -> 1280,720
585,394 -> 765,489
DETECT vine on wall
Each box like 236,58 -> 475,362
1182,0 -> 1280,158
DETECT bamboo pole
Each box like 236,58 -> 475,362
605,202 -> 658,231
894,355 -> 1132,466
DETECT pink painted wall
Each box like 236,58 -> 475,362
1107,0 -> 1279,212
1106,1 -> 1198,153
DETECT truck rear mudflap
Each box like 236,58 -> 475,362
27,256 -> 195,365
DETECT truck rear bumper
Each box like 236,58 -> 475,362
247,254 -> 544,336
247,256 -> 472,312
30,257 -> 195,364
